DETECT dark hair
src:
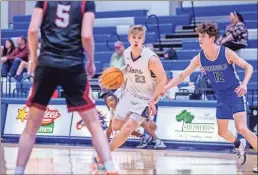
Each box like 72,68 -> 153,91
233,11 -> 244,23
104,92 -> 118,110
195,22 -> 219,41
20,36 -> 27,44
2,39 -> 15,57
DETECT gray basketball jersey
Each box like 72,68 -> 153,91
123,47 -> 158,100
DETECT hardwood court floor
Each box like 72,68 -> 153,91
1,143 -> 257,174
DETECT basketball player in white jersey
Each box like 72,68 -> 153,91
95,25 -> 167,170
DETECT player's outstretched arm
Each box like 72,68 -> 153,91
225,48 -> 253,96
28,6 -> 43,72
149,56 -> 167,103
164,56 -> 200,92
226,48 -> 253,86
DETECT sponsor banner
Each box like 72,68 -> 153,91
156,107 -> 237,143
4,104 -> 72,136
70,105 -> 143,139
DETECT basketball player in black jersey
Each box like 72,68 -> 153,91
15,2 -> 117,174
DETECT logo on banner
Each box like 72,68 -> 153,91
76,110 -> 108,130
16,107 -> 61,133
176,110 -> 215,133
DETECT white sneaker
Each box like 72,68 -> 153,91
234,138 -> 247,165
253,167 -> 257,173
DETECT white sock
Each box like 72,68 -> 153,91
15,167 -> 25,175
104,160 -> 116,172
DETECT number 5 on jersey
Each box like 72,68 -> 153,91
55,4 -> 71,28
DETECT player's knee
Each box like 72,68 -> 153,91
24,111 -> 45,134
111,119 -> 124,131
78,108 -> 99,123
111,123 -> 120,131
122,123 -> 137,135
236,126 -> 248,136
24,119 -> 41,135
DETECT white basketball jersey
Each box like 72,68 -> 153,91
123,47 -> 158,100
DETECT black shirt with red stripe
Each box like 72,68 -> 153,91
35,1 -> 95,68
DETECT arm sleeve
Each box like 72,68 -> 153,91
35,1 -> 44,8
85,1 -> 96,14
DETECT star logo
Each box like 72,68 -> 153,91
16,107 -> 28,122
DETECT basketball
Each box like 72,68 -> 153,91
101,67 -> 124,89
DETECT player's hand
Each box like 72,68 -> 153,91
235,83 -> 247,97
148,100 -> 157,116
86,61 -> 96,80
98,76 -> 106,89
28,60 -> 37,76
160,86 -> 168,96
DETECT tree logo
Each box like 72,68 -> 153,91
176,110 -> 195,131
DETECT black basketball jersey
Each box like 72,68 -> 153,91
35,1 -> 95,68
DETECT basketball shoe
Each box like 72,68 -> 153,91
234,138 -> 246,165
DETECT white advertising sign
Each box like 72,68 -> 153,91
156,107 -> 237,143
4,104 -> 72,136
70,105 -> 143,139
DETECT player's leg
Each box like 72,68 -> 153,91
139,121 -> 166,149
232,97 -> 257,172
78,109 -> 116,173
60,65 -> 116,173
131,130 -> 143,137
109,113 -> 146,151
217,119 -> 247,165
234,112 -> 257,151
216,101 -> 246,165
111,118 -> 126,131
234,111 -> 258,170
232,97 -> 258,152
136,121 -> 156,149
217,120 -> 236,142
94,91 -> 132,170
15,66 -> 58,174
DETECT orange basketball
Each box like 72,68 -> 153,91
101,67 -> 124,89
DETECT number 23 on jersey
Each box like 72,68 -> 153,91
135,75 -> 146,83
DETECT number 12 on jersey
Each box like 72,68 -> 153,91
213,72 -> 224,82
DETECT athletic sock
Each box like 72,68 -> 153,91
104,160 -> 116,172
233,138 -> 241,148
15,167 -> 25,175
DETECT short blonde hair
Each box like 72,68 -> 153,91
128,25 -> 147,37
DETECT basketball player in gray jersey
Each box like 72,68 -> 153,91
95,25 -> 167,170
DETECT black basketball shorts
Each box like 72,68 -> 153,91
26,65 -> 95,112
